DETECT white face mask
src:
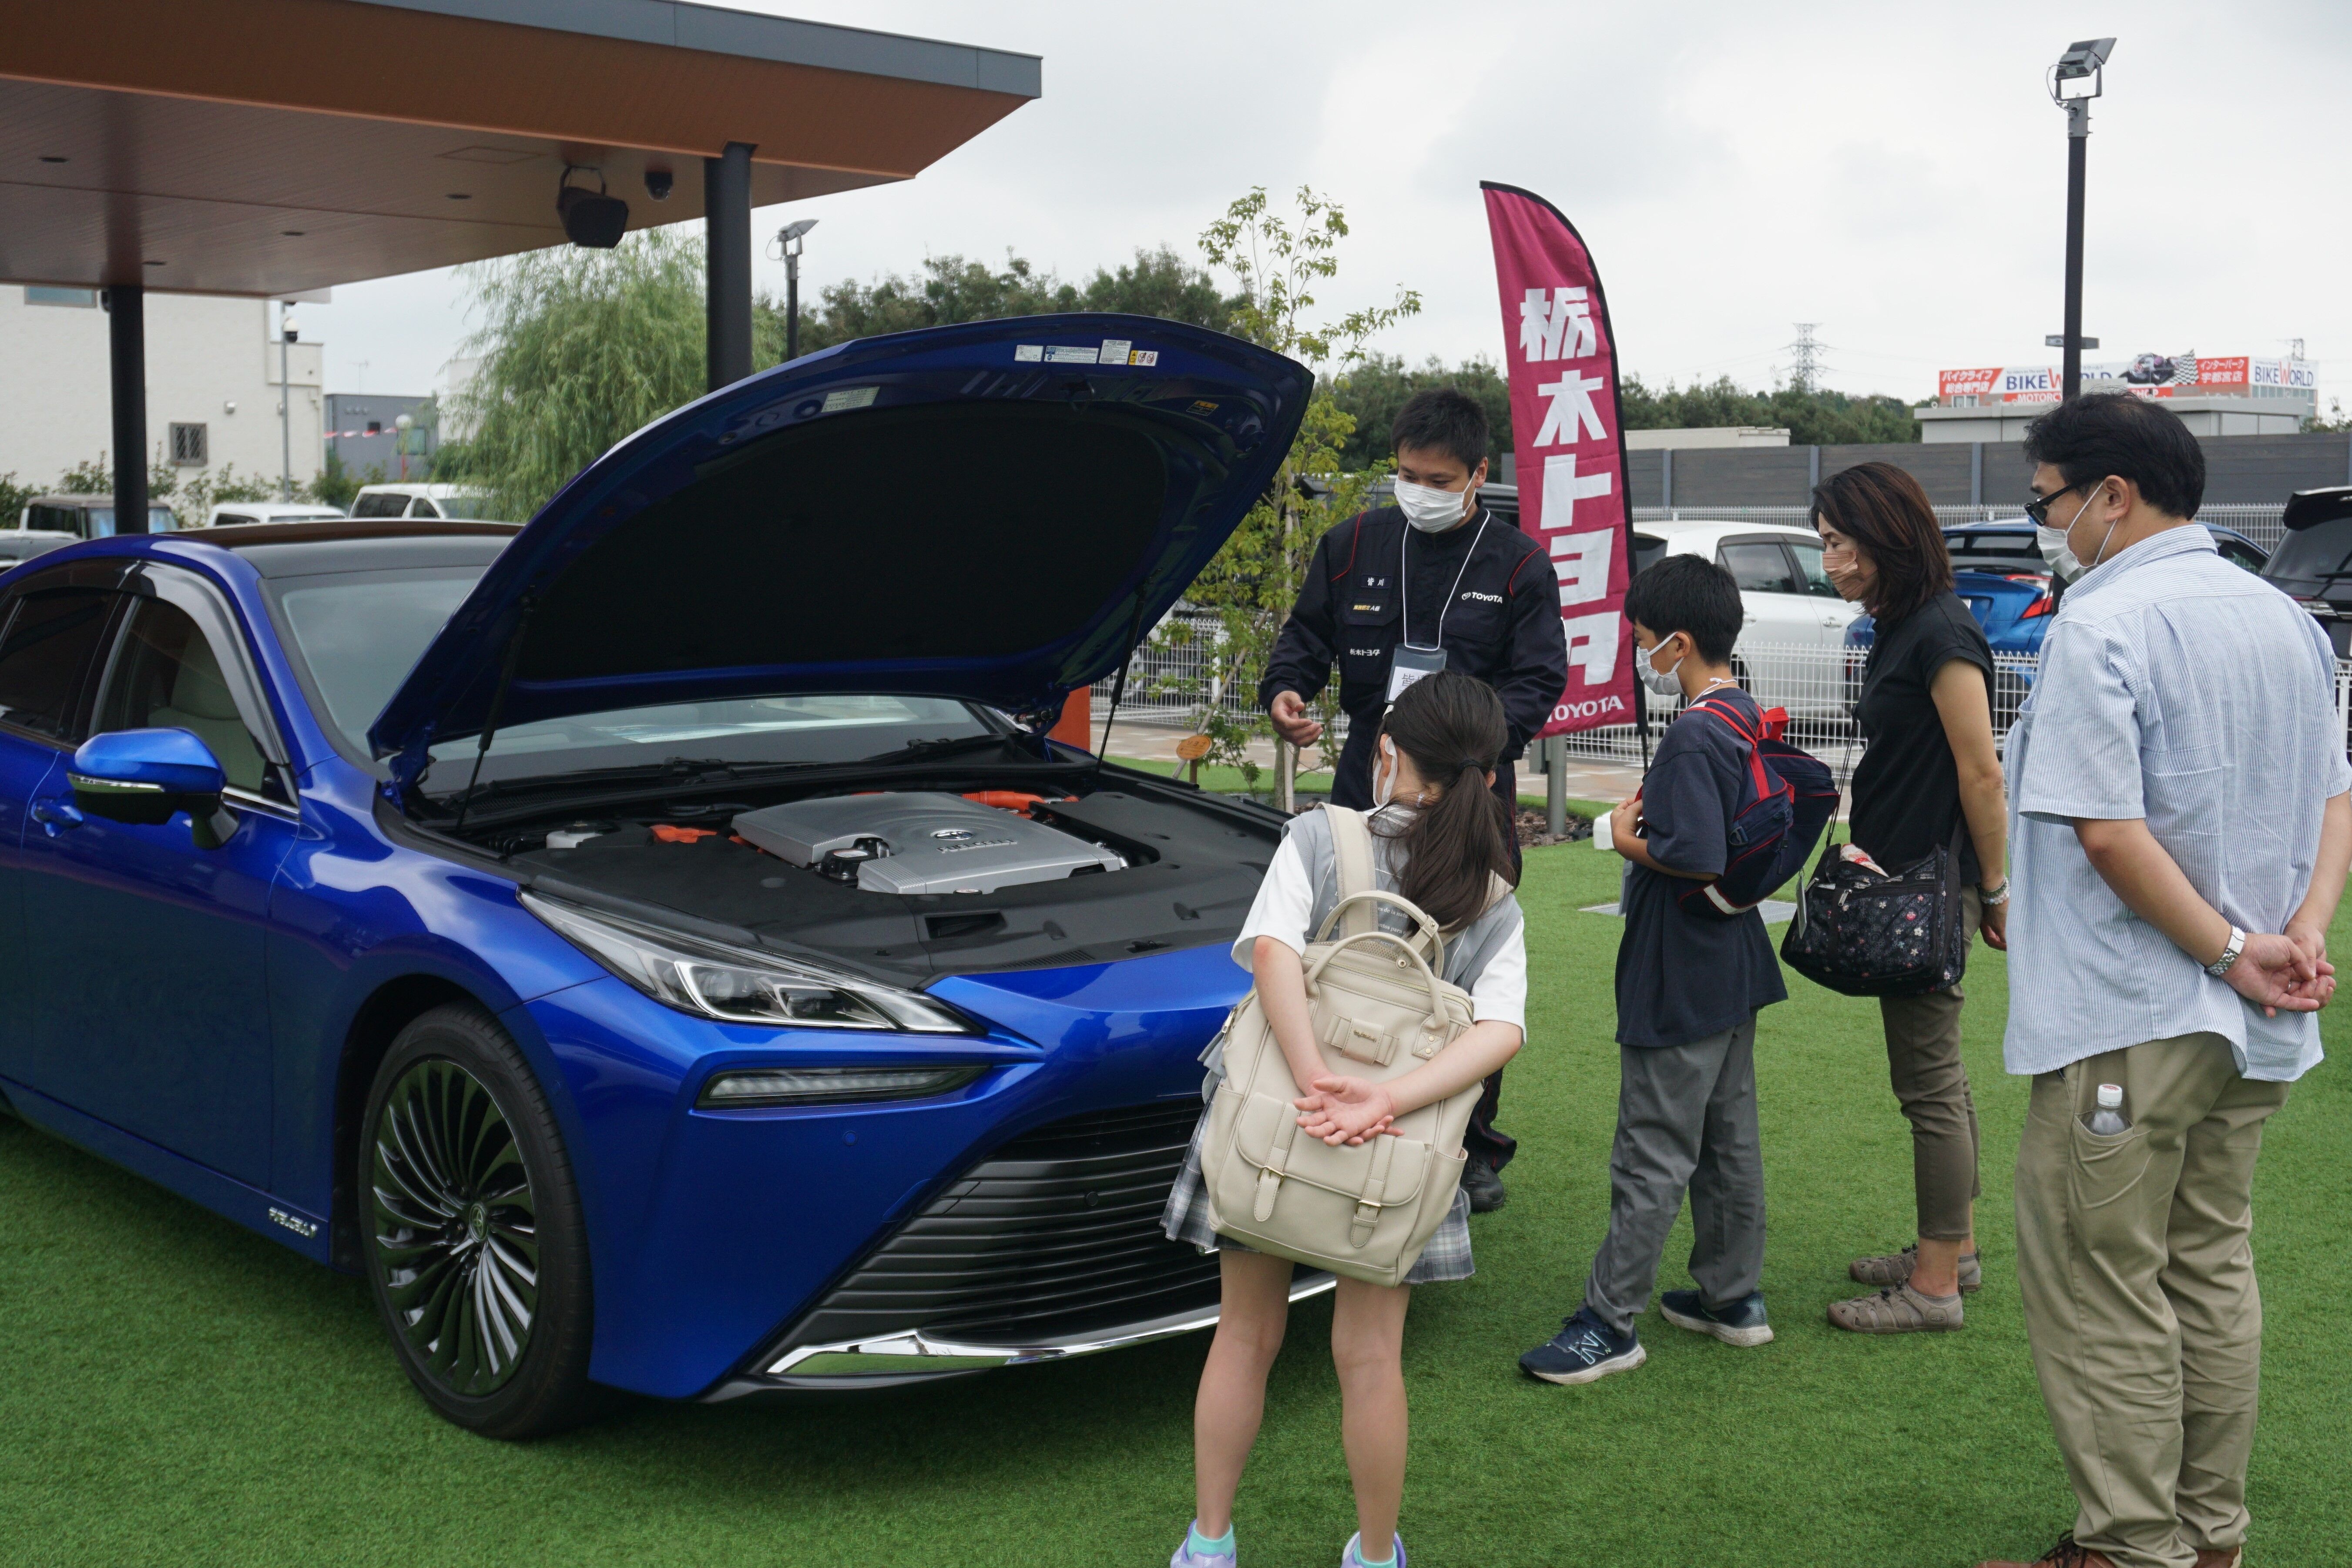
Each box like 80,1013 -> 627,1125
1394,477 -> 1471,533
2036,487 -> 2104,583
1636,636 -> 1685,698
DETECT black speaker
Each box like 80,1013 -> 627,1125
557,179 -> 629,249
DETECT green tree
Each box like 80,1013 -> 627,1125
1326,353 -> 1514,473
1160,187 -> 1419,786
450,229 -> 711,522
2304,397 -> 2352,434
0,472 -> 34,528
1619,373 -> 1920,445
312,448 -> 361,511
168,464 -> 278,526
778,245 -> 1231,354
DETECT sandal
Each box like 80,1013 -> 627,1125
1827,1282 -> 1964,1333
1850,1242 -> 1982,1293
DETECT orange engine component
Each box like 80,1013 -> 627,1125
962,790 -> 1076,814
651,824 -> 718,843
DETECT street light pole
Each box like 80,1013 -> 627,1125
773,218 -> 818,362
2050,38 -> 2114,403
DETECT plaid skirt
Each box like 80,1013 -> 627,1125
1159,1106 -> 1475,1284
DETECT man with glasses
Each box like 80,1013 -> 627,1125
1980,393 -> 2351,1568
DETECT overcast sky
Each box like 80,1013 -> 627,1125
307,0 -> 2352,414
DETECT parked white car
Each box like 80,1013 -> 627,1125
1634,519 -> 1859,718
349,483 -> 497,521
205,502 -> 349,527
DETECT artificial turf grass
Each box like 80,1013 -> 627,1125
2,845 -> 2348,1567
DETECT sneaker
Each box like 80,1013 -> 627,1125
1519,1308 -> 1645,1384
1462,1156 -> 1507,1213
1828,1281 -> 1964,1333
1851,1242 -> 1982,1294
1341,1531 -> 1406,1568
1171,1521 -> 1236,1568
1659,1288 -> 1775,1347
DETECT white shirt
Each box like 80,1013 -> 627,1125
1233,808 -> 1528,1032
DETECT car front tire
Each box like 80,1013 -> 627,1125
359,1002 -> 600,1439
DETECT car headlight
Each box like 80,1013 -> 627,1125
521,891 -> 974,1033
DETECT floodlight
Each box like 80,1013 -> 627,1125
2051,37 -> 2114,101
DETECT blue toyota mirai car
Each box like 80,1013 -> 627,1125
0,315 -> 1318,1438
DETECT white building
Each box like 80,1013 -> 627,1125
0,286 -> 323,503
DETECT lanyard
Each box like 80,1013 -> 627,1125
1399,511 -> 1489,650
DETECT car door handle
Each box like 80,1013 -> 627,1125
30,798 -> 84,835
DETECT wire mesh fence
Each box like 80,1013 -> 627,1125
1099,631 -> 2352,788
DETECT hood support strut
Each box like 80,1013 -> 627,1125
1094,593 -> 1148,785
451,596 -> 536,843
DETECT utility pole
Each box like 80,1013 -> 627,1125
2050,39 -> 2115,402
279,302 -> 296,500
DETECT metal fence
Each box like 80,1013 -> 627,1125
1101,634 -> 2352,788
1633,503 -> 2289,550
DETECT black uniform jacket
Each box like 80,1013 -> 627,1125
1259,505 -> 1569,805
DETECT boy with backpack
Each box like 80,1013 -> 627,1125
1520,554 -> 1794,1383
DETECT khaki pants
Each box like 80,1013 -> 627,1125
2014,1032 -> 2290,1568
1878,886 -> 1983,1242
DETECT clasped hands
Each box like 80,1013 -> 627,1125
1294,1075 -> 1397,1146
2234,922 -> 2338,1018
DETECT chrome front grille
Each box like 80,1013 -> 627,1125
770,1101 -> 1222,1354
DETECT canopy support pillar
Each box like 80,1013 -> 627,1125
108,283 -> 148,533
705,141 -> 755,391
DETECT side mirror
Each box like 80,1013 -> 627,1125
68,728 -> 238,848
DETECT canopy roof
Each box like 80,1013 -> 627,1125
0,0 -> 1040,297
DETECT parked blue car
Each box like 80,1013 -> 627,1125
1844,518 -> 2270,657
0,315 -> 1314,1437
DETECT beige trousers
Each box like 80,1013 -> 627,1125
2014,1032 -> 2291,1568
1877,886 -> 1983,1241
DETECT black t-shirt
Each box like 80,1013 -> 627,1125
1615,687 -> 1788,1049
1849,593 -> 1994,878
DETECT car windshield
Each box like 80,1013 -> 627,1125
266,566 -> 998,783
351,493 -> 409,519
2264,518 -> 2352,584
435,495 -> 495,520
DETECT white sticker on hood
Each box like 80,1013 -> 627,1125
820,386 -> 879,412
1044,344 -> 1100,364
1130,349 -> 1159,366
1013,344 -> 1043,362
1098,338 -> 1132,365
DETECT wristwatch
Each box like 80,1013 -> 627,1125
2205,925 -> 2246,979
1978,878 -> 2011,907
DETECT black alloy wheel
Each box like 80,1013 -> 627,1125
370,1058 -> 539,1394
360,1003 -> 603,1438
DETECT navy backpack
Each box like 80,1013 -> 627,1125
1666,696 -> 1839,922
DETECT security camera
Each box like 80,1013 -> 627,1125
644,168 -> 673,202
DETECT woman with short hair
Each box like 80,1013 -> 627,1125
1814,462 -> 2009,1334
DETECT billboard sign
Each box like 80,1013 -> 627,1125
1938,354 -> 2313,405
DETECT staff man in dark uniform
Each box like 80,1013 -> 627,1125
1260,386 -> 1569,1212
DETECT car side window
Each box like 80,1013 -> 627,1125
0,588 -> 118,741
408,496 -> 442,519
352,493 -> 407,519
1786,537 -> 1842,597
1719,542 -> 1800,594
93,599 -> 272,794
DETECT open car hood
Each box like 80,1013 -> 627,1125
369,315 -> 1308,787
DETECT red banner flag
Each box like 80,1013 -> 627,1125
1481,181 -> 1634,736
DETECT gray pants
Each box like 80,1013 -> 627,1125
1582,1016 -> 1765,1337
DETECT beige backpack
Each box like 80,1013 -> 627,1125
1200,806 -> 1483,1287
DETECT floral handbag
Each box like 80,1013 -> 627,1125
1779,820 -> 1969,997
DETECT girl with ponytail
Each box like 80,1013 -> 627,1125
1163,671 -> 1527,1568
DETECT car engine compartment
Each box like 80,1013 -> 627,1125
490,774 -> 1282,985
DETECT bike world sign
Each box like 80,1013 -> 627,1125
1938,354 -> 2314,405
1481,181 -> 1632,737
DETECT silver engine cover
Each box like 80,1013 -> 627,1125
731,792 -> 1124,896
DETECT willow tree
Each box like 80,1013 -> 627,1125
1160,187 -> 1419,787
449,231 -> 771,523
